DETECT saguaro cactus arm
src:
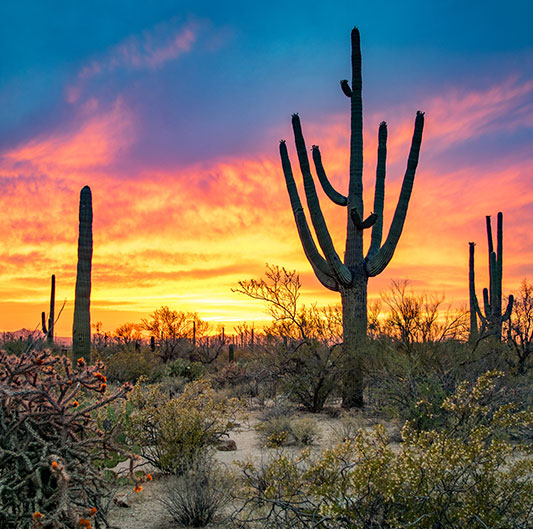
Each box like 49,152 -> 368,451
291,114 -> 352,286
469,242 -> 479,337
367,121 -> 388,260
503,295 -> 514,321
311,145 -> 347,206
365,111 -> 425,277
280,141 -> 339,291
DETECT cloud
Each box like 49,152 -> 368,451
64,19 -> 198,105
2,97 -> 135,176
0,75 -> 531,334
83,19 -> 196,75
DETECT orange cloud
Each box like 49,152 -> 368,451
0,77 -> 531,336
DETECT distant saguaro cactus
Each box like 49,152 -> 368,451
72,186 -> 93,362
41,274 -> 55,344
280,27 -> 424,407
469,212 -> 513,341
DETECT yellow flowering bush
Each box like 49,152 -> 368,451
125,378 -> 243,473
236,372 -> 533,528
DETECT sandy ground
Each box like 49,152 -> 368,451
105,409 -> 400,529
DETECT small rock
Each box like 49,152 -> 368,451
216,439 -> 237,451
113,493 -> 130,508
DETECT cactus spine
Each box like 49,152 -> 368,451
41,274 -> 55,344
280,28 -> 424,407
469,212 -> 513,341
72,186 -> 93,362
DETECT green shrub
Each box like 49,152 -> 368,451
238,371 -> 533,528
256,417 -> 293,448
164,357 -> 205,381
256,416 -> 320,448
125,379 -> 243,473
290,418 -> 321,446
98,347 -> 162,383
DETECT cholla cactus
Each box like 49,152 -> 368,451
0,349 -> 133,528
72,186 -> 93,363
280,28 -> 424,406
469,212 -> 514,341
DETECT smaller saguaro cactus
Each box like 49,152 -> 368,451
72,186 -> 93,363
41,274 -> 56,345
469,212 -> 514,341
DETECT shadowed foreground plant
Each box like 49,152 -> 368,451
159,455 -> 234,527
235,371 -> 532,529
0,349 -> 132,529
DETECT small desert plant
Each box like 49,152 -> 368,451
256,416 -> 293,448
164,357 -> 205,381
0,349 -> 132,528
256,416 -> 320,448
237,371 -> 533,528
125,378 -> 243,473
290,418 -> 321,446
159,455 -> 234,527
329,414 -> 364,444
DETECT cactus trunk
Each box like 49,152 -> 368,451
72,186 -> 93,363
48,274 -> 55,344
280,28 -> 424,407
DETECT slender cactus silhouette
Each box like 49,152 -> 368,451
41,274 -> 55,344
280,27 -> 424,406
72,186 -> 93,362
469,212 -> 513,341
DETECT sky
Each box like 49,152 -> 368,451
0,0 -> 532,337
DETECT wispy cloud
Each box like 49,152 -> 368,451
65,19 -> 199,104
82,19 -> 197,76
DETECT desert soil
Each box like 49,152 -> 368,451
106,409 -> 400,529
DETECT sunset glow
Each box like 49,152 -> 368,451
1,2 -> 531,337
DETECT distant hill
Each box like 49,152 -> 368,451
1,329 -> 71,346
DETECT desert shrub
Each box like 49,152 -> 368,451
256,416 -> 320,448
260,394 -> 296,422
290,418 -> 321,446
329,414 -> 365,444
159,454 -> 234,527
98,346 -> 162,383
278,341 -> 342,413
125,378 -> 243,473
0,349 -> 132,529
164,357 -> 205,381
256,416 -> 293,448
210,359 -> 278,405
236,371 -> 533,528
366,337 -> 473,429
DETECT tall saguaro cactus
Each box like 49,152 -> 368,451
469,212 -> 513,341
72,186 -> 93,362
41,274 -> 56,345
280,27 -> 424,407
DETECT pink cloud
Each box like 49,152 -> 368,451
2,97 -> 135,177
0,76 -> 531,334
